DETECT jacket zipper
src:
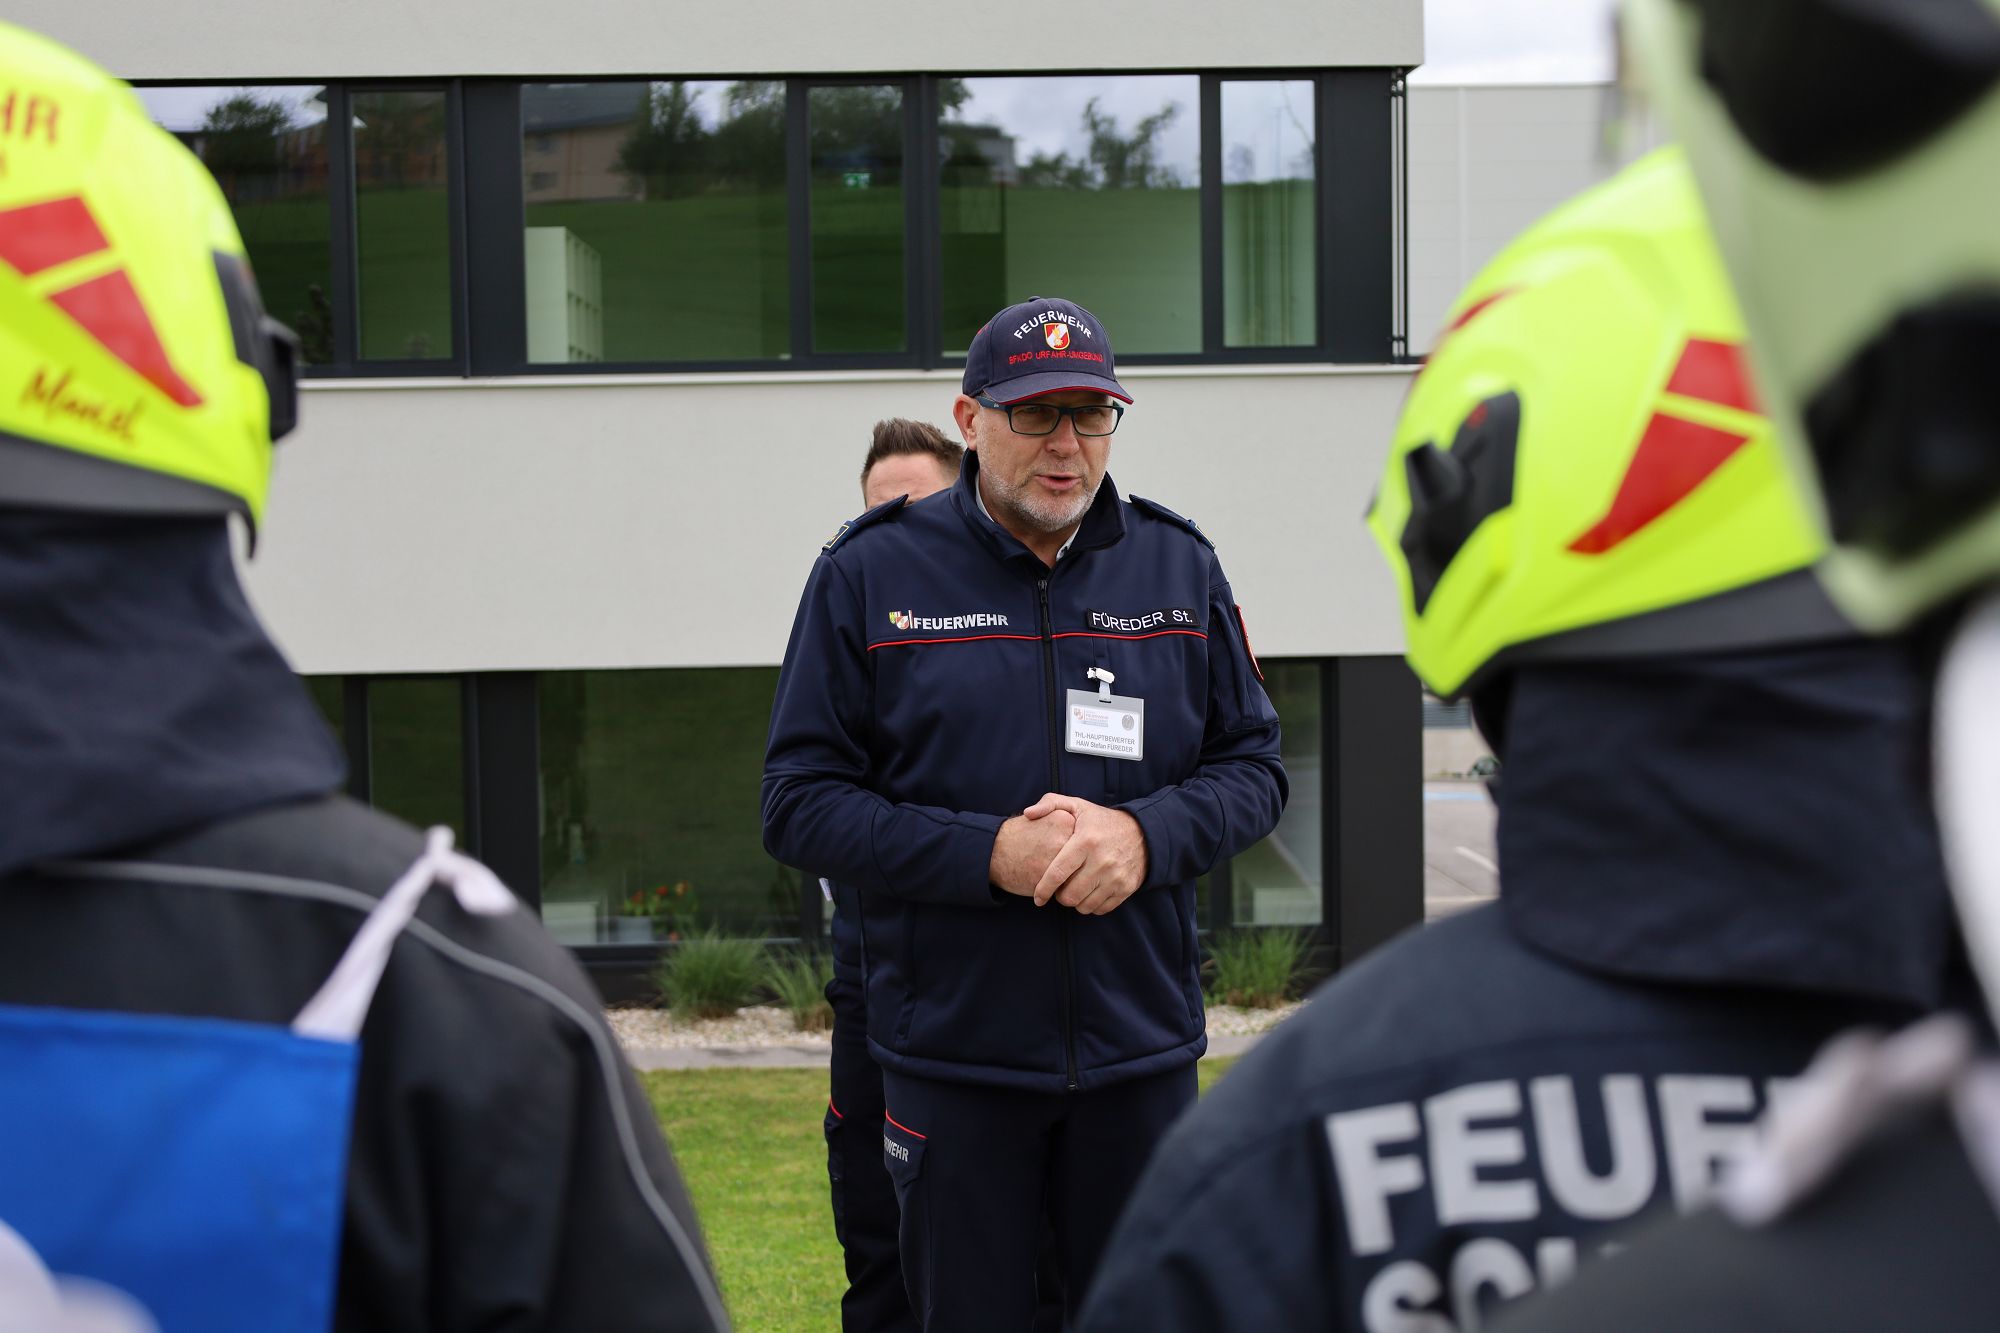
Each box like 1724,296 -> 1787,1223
1038,576 -> 1081,1092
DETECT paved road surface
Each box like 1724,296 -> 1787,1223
1425,782 -> 1497,920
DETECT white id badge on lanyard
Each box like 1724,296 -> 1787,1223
1066,689 -> 1145,762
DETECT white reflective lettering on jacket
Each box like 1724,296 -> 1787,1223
1327,1071 -> 1788,1333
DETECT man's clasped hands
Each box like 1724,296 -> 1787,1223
988,795 -> 1148,916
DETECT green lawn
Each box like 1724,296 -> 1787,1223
644,1057 -> 1238,1332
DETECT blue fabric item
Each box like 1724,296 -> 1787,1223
0,513 -> 345,878
765,454 -> 1286,1092
0,1002 -> 358,1333
1497,639 -> 1953,1008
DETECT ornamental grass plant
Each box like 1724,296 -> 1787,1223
654,928 -> 766,1020
764,950 -> 836,1033
1202,927 -> 1312,1009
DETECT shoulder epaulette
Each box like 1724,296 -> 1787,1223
1129,495 -> 1214,549
821,495 -> 907,553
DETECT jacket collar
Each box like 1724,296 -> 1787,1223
951,450 -> 1127,569
1495,639 -> 1953,1012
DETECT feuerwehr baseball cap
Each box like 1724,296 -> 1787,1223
961,296 -> 1133,405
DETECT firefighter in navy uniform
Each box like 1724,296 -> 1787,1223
1489,3 -> 2000,1329
0,23 -> 726,1332
1075,147 -> 1956,1333
764,296 -> 1287,1332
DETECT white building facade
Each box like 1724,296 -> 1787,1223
35,0 -> 1635,986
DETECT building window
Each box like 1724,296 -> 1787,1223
1228,659 -> 1323,925
133,85 -> 335,365
939,75 -> 1202,355
141,72 -> 1393,374
1222,80 -> 1317,348
538,668 -> 789,946
520,81 -> 789,364
810,83 -> 907,355
353,88 -> 454,361
366,676 -> 466,842
302,675 -> 345,745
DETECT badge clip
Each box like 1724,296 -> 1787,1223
1086,666 -> 1116,703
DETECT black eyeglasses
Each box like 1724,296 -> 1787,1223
975,394 -> 1124,437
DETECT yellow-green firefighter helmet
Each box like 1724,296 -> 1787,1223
1366,147 -> 1847,701
1627,0 -> 2000,629
0,20 -> 297,529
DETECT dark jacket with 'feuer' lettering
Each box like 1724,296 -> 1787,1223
763,454 -> 1287,1092
1078,641 -> 1958,1333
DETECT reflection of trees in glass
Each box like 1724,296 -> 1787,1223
809,84 -> 902,179
294,284 -> 333,364
615,80 -> 786,199
198,94 -> 293,188
355,92 -> 446,188
1017,98 -> 1187,190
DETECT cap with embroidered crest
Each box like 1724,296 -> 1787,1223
961,296 -> 1132,405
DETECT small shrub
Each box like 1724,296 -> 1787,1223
654,929 -> 766,1020
766,950 -> 836,1033
1203,928 -> 1311,1009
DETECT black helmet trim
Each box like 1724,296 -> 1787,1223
1687,0 -> 2000,182
1399,392 -> 1523,615
1433,566 -> 1857,703
0,429 -> 247,523
212,251 -> 300,443
1804,288 -> 2000,561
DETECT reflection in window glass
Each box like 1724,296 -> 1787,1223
539,669 -> 791,946
302,675 -> 344,746
1422,691 -> 1498,922
1223,81 -> 1316,348
135,86 -> 333,364
811,84 -> 905,354
368,677 -> 464,841
940,76 -> 1201,356
354,89 -> 453,361
521,82 -> 789,363
1232,660 -> 1322,926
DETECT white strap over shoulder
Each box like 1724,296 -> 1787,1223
1721,1013 -> 1976,1226
0,1220 -> 158,1333
292,828 -> 516,1042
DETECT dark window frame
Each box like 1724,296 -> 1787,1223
315,656 -> 1421,1002
131,78 -> 470,380
469,68 -> 1396,375
139,69 -> 1398,377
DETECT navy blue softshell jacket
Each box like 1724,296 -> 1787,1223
763,454 -> 1287,1092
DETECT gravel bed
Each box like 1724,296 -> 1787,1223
606,1000 -> 1304,1051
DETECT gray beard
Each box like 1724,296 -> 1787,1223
987,473 -> 1098,535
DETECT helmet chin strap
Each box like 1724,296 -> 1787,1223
1935,589 -> 2000,1032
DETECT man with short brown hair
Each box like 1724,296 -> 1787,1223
825,418 -> 962,1333
860,418 -> 964,509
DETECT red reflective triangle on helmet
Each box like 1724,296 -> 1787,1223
0,196 -> 110,277
1664,338 -> 1759,413
1568,410 -> 1750,555
46,269 -> 204,407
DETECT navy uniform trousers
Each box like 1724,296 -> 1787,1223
826,976 -> 920,1333
829,977 -> 1079,1332
879,1062 -> 1197,1332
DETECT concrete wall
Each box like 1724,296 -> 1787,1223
1406,84 -> 1663,352
40,0 -> 1421,80
247,366 -> 1414,674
